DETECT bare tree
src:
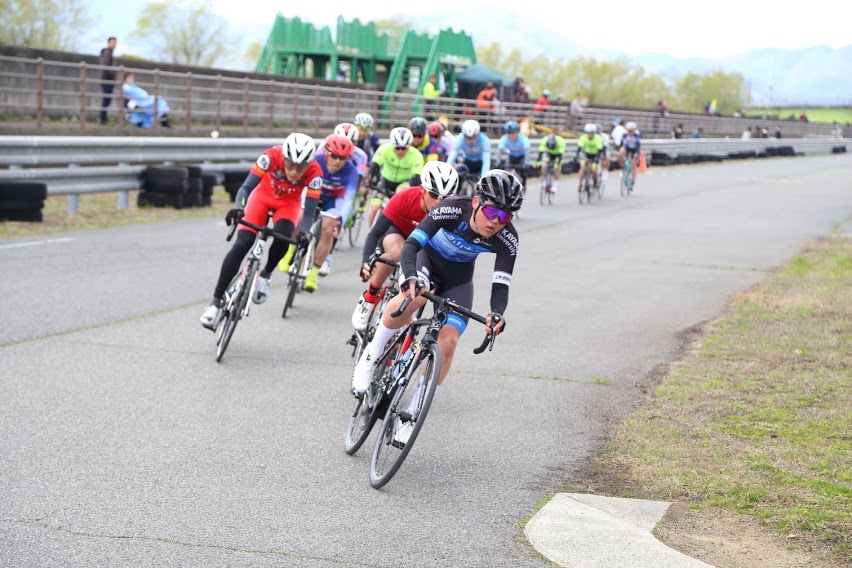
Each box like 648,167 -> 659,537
0,0 -> 93,51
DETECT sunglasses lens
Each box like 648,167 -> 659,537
482,205 -> 512,223
427,191 -> 442,199
395,146 -> 407,151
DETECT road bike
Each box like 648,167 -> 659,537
539,160 -> 555,205
215,216 -> 293,362
280,209 -> 339,318
346,254 -> 401,364
577,160 -> 595,205
342,187 -> 369,247
620,153 -> 636,197
344,291 -> 498,489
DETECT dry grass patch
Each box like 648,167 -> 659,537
573,235 -> 852,567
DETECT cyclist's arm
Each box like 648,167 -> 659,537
446,136 -> 462,165
335,168 -> 360,222
233,172 -> 262,207
299,176 -> 323,235
361,213 -> 394,264
480,136 -> 491,172
490,232 -> 518,315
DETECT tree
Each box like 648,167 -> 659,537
132,0 -> 233,68
0,0 -> 92,51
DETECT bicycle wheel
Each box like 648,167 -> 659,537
369,342 -> 442,489
346,195 -> 367,247
621,161 -> 631,197
216,263 -> 255,362
281,247 -> 305,318
546,169 -> 555,205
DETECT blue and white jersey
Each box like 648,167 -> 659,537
447,133 -> 492,171
622,131 -> 641,151
498,133 -> 531,159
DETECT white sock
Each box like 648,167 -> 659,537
406,375 -> 426,415
369,320 -> 399,359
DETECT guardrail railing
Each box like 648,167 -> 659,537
0,135 -> 845,214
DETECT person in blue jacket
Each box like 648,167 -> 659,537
122,72 -> 170,128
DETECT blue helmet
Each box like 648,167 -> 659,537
503,120 -> 520,133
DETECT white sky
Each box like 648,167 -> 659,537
84,0 -> 849,64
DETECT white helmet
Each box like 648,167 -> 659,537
334,122 -> 358,143
420,161 -> 459,197
461,119 -> 480,138
354,112 -> 374,128
584,123 -> 596,134
389,127 -> 413,147
626,121 -> 637,130
542,89 -> 550,97
282,132 -> 316,164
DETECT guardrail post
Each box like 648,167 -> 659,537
67,165 -> 81,215
152,69 -> 160,131
186,73 -> 193,131
117,162 -> 130,209
79,62 -> 87,128
36,58 -> 44,128
215,75 -> 222,132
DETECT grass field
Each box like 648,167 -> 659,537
575,232 -> 852,565
746,106 -> 852,124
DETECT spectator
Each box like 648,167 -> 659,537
799,112 -> 809,123
759,127 -> 769,138
513,76 -> 527,104
671,122 -> 684,139
570,92 -> 585,130
533,89 -> 550,124
657,99 -> 668,117
122,72 -> 170,128
475,81 -> 499,135
555,95 -> 565,105
99,36 -> 117,125
741,126 -> 752,139
774,125 -> 782,139
833,120 -> 843,138
692,127 -> 703,138
422,73 -> 441,121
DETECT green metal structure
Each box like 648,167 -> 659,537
254,14 -> 476,101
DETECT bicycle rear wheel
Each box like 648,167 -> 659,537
216,264 -> 254,362
621,161 -> 631,196
369,342 -> 442,489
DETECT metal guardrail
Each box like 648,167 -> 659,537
0,135 -> 845,214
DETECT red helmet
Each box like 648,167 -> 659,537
428,121 -> 445,138
324,134 -> 353,157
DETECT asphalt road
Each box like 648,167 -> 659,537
1,154 -> 850,567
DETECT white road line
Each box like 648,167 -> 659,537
0,237 -> 76,250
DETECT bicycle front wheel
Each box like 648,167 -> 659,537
347,210 -> 364,248
216,264 -> 255,362
369,342 -> 442,489
281,248 -> 304,318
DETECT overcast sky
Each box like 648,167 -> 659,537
83,0 -> 849,66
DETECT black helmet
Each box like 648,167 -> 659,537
408,117 -> 428,136
476,169 -> 524,212
545,134 -> 557,149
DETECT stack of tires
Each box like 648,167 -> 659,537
223,171 -> 249,201
139,165 -> 216,209
0,182 -> 47,222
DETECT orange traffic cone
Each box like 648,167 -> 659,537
638,150 -> 647,173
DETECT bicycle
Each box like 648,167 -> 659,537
577,160 -> 594,205
345,254 -> 401,364
344,290 -> 499,489
280,209 -> 339,318
214,216 -> 294,362
539,160 -> 555,205
342,186 -> 369,248
620,152 -> 636,197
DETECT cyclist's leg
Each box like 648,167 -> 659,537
432,278 -> 473,384
617,146 -> 626,168
371,231 -> 405,286
552,156 -> 562,182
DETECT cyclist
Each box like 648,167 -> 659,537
536,133 -> 566,193
610,118 -> 626,152
365,127 -> 425,228
576,123 -> 605,189
496,120 -> 530,188
429,121 -> 452,161
447,119 -> 491,178
277,134 -> 360,291
200,132 -> 322,329
351,170 -> 524,446
334,122 -> 369,180
408,116 -> 440,162
617,121 -> 642,176
354,112 -> 381,161
597,124 -> 612,172
350,161 -> 460,330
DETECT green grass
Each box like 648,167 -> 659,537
746,106 -> 852,125
573,233 -> 852,562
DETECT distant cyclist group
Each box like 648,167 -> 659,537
197,111 -> 640,486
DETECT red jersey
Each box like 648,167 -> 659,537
250,146 -> 323,200
381,186 -> 427,237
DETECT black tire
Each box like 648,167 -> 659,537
138,190 -> 183,209
216,264 -> 254,362
143,166 -> 189,195
185,165 -> 203,178
0,182 -> 48,201
281,246 -> 305,318
0,199 -> 45,211
369,342 -> 442,489
0,208 -> 43,222
184,177 -> 203,207
201,174 -> 217,197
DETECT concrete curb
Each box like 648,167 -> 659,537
525,493 -> 714,567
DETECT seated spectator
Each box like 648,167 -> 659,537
671,123 -> 684,139
741,126 -> 752,139
692,127 -> 703,138
122,72 -> 170,128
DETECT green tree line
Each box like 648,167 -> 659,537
1,0 -> 750,114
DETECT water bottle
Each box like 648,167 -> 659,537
392,344 -> 414,381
